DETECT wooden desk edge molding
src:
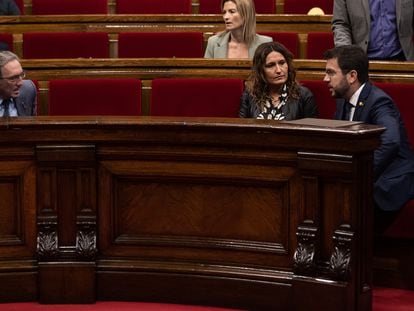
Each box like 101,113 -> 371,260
0,116 -> 383,310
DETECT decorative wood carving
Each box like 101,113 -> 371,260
76,218 -> 97,260
37,220 -> 59,261
0,117 -> 382,310
329,224 -> 353,281
293,220 -> 318,276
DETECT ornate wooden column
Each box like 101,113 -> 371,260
36,145 -> 97,303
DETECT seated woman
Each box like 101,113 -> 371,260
239,41 -> 318,120
204,0 -> 272,59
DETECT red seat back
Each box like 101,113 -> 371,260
306,32 -> 335,59
374,82 -> 414,148
259,32 -> 299,58
116,0 -> 192,14
300,80 -> 336,119
283,0 -> 333,14
199,0 -> 274,14
32,0 -> 108,14
23,32 -> 109,59
118,32 -> 204,58
48,78 -> 142,116
151,78 -> 244,117
0,33 -> 14,51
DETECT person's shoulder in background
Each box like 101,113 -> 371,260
0,0 -> 21,16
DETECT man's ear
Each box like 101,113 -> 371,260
347,70 -> 358,84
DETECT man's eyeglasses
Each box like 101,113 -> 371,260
0,71 -> 26,83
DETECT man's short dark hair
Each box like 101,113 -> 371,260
323,45 -> 369,84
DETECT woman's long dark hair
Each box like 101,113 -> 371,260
245,41 -> 300,110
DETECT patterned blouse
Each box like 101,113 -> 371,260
257,85 -> 288,120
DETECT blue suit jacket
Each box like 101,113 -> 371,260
335,82 -> 414,211
15,80 -> 37,116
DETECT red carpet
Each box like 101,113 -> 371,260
0,302 -> 242,311
0,288 -> 413,311
373,287 -> 414,311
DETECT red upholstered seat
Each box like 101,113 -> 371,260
22,32 -> 109,59
383,199 -> 414,238
0,33 -> 14,51
118,32 -> 204,58
151,78 -> 244,117
374,82 -> 414,148
116,0 -> 192,14
199,0 -> 275,14
300,80 -> 336,119
48,78 -> 142,116
283,0 -> 333,14
259,32 -> 299,58
32,0 -> 108,14
306,32 -> 335,59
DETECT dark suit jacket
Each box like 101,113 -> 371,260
0,0 -> 20,15
335,82 -> 414,211
239,85 -> 318,120
14,80 -> 37,116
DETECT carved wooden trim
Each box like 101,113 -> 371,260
328,224 -> 353,281
293,220 -> 318,276
37,219 -> 58,261
76,218 -> 97,260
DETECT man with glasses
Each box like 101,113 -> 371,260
323,45 -> 414,232
0,51 -> 36,117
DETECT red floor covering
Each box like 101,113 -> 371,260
0,287 -> 413,311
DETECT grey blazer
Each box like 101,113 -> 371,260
0,0 -> 20,15
204,32 -> 272,58
14,80 -> 37,116
332,0 -> 414,60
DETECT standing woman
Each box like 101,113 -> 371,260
204,0 -> 272,59
239,41 -> 318,120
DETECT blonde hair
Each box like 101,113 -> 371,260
220,0 -> 257,46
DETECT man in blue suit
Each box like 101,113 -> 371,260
0,51 -> 36,116
323,45 -> 414,226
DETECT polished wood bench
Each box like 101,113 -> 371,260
0,116 -> 383,310
20,58 -> 414,115
0,14 -> 332,59
18,0 -> 318,14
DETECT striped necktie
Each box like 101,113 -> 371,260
2,99 -> 11,117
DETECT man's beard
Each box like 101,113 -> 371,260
333,80 -> 350,98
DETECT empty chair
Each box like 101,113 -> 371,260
283,0 -> 333,14
259,32 -> 299,58
199,0 -> 275,14
151,78 -> 244,117
48,78 -> 142,116
22,32 -> 109,59
116,0 -> 192,14
31,0 -> 108,14
306,32 -> 334,59
118,32 -> 204,58
300,80 -> 336,119
0,33 -> 14,51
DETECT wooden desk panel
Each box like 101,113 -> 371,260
0,116 -> 383,310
